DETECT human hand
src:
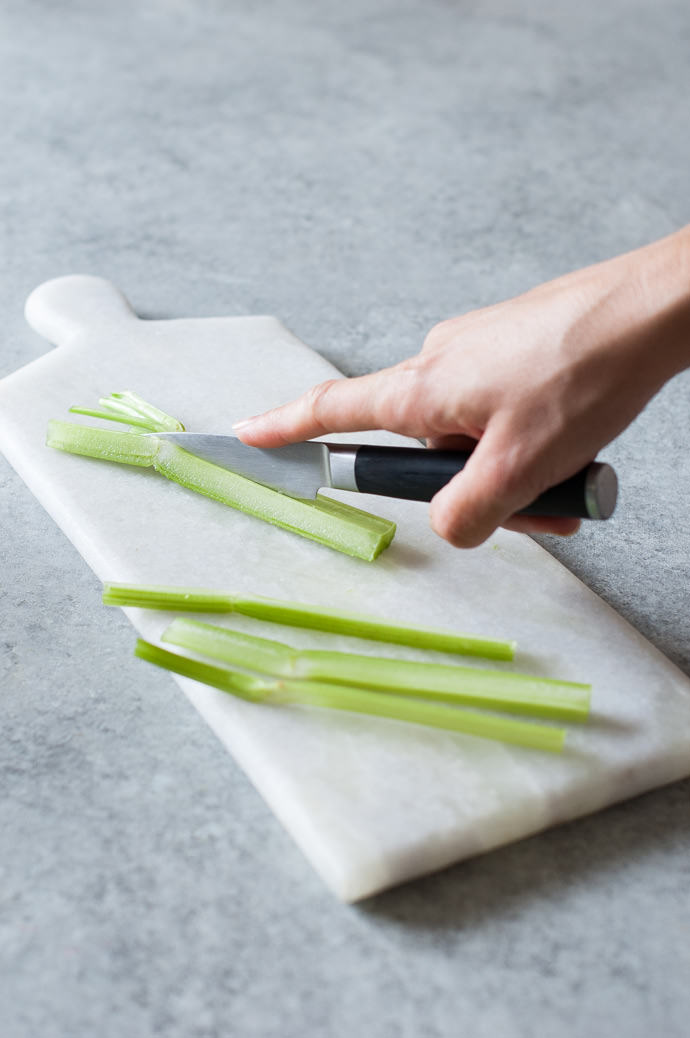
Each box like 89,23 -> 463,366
234,231 -> 690,547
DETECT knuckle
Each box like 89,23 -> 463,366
304,379 -> 338,429
422,319 -> 456,352
375,356 -> 432,431
393,354 -> 431,403
490,440 -> 547,504
478,438 -> 526,492
479,448 -> 514,493
396,353 -> 428,377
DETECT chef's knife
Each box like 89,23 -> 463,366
153,433 -> 618,519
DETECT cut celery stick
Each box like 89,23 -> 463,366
134,639 -> 566,753
46,420 -> 160,466
153,438 -> 395,560
135,638 -> 265,702
68,408 -> 159,430
162,618 -> 590,721
103,584 -> 237,611
102,391 -> 185,432
164,619 -> 295,674
232,595 -> 516,659
101,582 -> 516,660
48,418 -> 395,561
280,679 -> 566,752
70,391 -> 185,432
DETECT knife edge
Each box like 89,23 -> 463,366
152,432 -> 333,498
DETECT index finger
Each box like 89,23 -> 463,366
233,368 -> 412,446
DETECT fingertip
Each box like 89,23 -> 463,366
234,378 -> 351,447
232,416 -> 260,441
232,407 -> 300,447
232,414 -> 273,445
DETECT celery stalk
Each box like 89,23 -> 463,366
101,391 -> 185,431
68,408 -> 162,430
47,420 -> 159,466
135,638 -> 265,701
47,411 -> 396,561
70,391 -> 185,432
162,618 -> 590,721
134,639 -> 566,753
232,596 -> 516,659
153,438 -> 395,560
102,582 -> 516,660
102,584 -> 237,612
164,619 -> 295,674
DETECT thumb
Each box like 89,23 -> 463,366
429,425 -> 542,548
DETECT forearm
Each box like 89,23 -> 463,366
580,225 -> 690,384
635,224 -> 690,378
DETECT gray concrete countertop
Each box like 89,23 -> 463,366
2,2 -> 689,1035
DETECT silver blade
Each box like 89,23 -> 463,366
153,432 -> 330,498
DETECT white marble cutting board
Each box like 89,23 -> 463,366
2,275 -> 690,902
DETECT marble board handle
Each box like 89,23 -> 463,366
25,275 -> 137,348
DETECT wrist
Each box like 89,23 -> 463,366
609,226 -> 690,381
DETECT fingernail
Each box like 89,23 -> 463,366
232,416 -> 259,430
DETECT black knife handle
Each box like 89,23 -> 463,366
352,445 -> 617,519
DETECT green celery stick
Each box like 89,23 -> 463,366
153,438 -> 395,560
279,679 -> 566,752
134,639 -> 566,753
102,582 -> 516,660
70,391 -> 185,432
162,617 -> 590,721
231,595 -> 515,659
47,418 -> 395,561
102,584 -> 237,611
47,420 -> 160,466
164,619 -> 295,674
101,391 -> 186,431
135,638 -> 266,701
68,408 -> 160,430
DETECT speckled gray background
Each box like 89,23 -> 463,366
1,1 -> 689,1036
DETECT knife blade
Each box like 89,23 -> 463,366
152,433 -> 617,519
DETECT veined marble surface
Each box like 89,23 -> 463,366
1,1 -> 689,1036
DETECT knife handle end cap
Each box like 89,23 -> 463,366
585,462 -> 618,520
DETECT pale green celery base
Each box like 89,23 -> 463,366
101,582 -> 516,660
153,440 -> 395,561
135,638 -> 566,753
163,618 -> 589,722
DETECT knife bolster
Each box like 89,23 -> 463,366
326,444 -> 359,492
